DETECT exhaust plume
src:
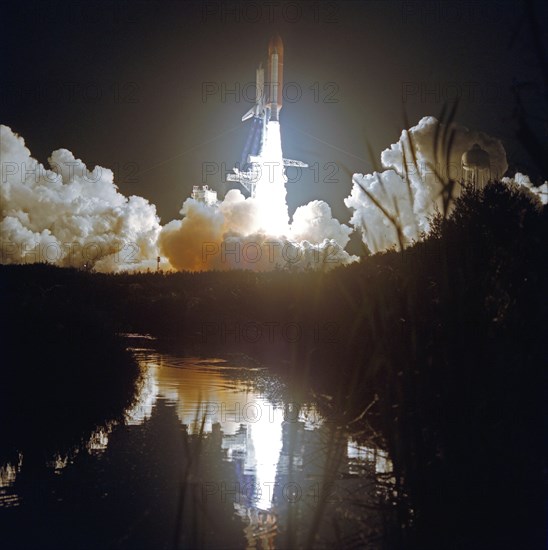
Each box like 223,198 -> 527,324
159,121 -> 356,271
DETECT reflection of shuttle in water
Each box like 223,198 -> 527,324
227,34 -> 307,198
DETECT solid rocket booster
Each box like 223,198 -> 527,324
267,34 -> 283,121
255,63 -> 264,117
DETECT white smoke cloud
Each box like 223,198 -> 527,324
501,173 -> 548,206
291,200 -> 352,249
159,121 -> 356,271
344,170 -> 418,253
158,191 -> 354,272
345,116 -> 510,252
0,125 -> 161,272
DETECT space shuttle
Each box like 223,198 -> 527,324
227,34 -> 307,197
242,34 -> 284,123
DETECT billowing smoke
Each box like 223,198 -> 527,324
345,116 -> 510,252
159,190 -> 353,271
501,173 -> 548,206
0,125 -> 161,272
159,121 -> 356,271
3,117 -> 542,273
1,123 -> 355,272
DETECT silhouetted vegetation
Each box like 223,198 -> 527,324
0,181 -> 546,548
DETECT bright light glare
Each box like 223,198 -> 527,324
247,397 -> 284,510
254,121 -> 290,236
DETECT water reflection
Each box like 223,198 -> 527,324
0,344 -> 392,549
126,348 -> 392,548
129,350 -> 297,515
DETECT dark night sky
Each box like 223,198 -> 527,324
1,0 -> 546,227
